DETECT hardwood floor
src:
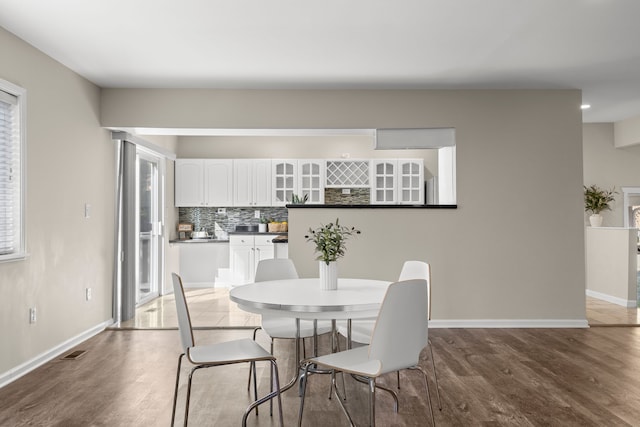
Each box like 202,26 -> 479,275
2,327 -> 640,426
586,296 -> 640,326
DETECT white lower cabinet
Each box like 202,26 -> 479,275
177,243 -> 230,287
229,234 -> 275,284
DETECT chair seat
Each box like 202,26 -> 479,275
336,319 -> 376,344
262,316 -> 332,339
188,338 -> 272,364
310,346 -> 383,377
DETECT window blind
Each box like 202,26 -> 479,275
0,88 -> 21,256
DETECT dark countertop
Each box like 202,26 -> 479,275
286,204 -> 457,209
271,235 -> 288,243
228,231 -> 287,235
169,238 -> 229,244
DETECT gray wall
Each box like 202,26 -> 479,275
105,88 -> 586,323
583,123 -> 640,227
0,27 -> 115,378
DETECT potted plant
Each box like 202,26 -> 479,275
584,184 -> 617,227
291,193 -> 309,204
259,217 -> 269,233
305,218 -> 360,290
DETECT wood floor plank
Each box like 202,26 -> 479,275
2,328 -> 640,426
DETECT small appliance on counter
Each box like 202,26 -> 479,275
177,223 -> 193,240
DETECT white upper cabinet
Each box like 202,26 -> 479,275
234,159 -> 272,206
370,159 -> 424,204
298,159 -> 324,204
272,160 -> 297,206
204,159 -> 233,206
325,160 -> 370,188
175,159 -> 204,207
371,160 -> 397,204
175,159 -> 233,207
398,159 -> 424,204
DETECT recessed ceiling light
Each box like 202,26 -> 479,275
581,104 -> 591,110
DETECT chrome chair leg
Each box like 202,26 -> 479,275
298,362 -> 312,426
252,361 -> 258,415
247,326 -> 261,391
185,365 -> 205,427
369,377 -> 376,427
428,339 -> 442,410
416,365 -> 436,426
171,353 -> 185,427
396,371 -> 401,389
243,360 -> 284,427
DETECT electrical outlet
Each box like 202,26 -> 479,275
254,210 -> 260,219
85,287 -> 92,301
217,207 -> 226,215
342,188 -> 351,194
29,307 -> 36,324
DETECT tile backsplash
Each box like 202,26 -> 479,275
178,207 -> 288,236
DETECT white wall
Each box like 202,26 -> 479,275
0,27 -> 114,380
583,123 -> 640,227
585,227 -> 637,307
103,88 -> 586,324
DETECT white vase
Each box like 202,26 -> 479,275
319,261 -> 338,291
589,214 -> 603,227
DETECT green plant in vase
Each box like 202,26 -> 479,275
584,184 -> 617,227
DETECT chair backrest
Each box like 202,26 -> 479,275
171,273 -> 195,352
398,260 -> 432,320
255,258 -> 299,282
368,279 -> 428,374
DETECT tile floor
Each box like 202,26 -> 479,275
116,287 -> 640,329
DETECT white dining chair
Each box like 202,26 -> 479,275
336,260 -> 441,407
247,259 -> 332,402
170,273 -> 284,427
298,279 -> 436,427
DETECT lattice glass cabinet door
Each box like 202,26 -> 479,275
298,160 -> 324,204
371,160 -> 397,204
272,160 -> 297,206
398,159 -> 424,204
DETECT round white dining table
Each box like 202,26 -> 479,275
229,278 -> 391,321
230,277 -> 391,393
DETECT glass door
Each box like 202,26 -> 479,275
136,150 -> 163,306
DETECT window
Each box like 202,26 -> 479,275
0,79 -> 26,261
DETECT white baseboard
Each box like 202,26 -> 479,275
586,289 -> 637,308
430,319 -> 589,328
182,281 -> 216,288
0,319 -> 113,389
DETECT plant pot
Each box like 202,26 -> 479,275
589,214 -> 603,227
258,223 -> 267,233
319,261 -> 338,291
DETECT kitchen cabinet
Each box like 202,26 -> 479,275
175,159 -> 233,207
175,241 -> 230,287
398,159 -> 424,204
272,159 -> 325,205
272,160 -> 297,206
298,159 -> 324,204
326,159 -> 370,188
229,234 -> 275,284
234,159 -> 272,206
370,159 -> 424,204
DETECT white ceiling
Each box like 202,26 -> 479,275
2,0 -> 640,123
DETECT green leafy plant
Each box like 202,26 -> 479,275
259,216 -> 269,224
305,218 -> 361,264
584,185 -> 617,214
291,193 -> 309,204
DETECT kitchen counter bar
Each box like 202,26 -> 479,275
286,204 -> 457,209
169,239 -> 229,244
